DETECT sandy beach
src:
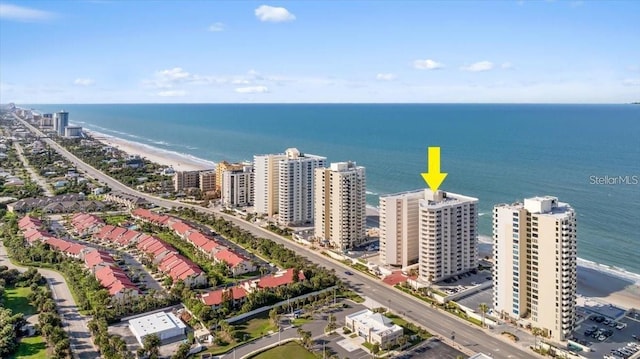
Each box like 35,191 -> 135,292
85,129 -> 215,172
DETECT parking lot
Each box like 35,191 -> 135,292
434,268 -> 493,296
571,312 -> 640,359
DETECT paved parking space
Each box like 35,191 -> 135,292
456,287 -> 494,312
571,313 -> 640,359
578,296 -> 627,320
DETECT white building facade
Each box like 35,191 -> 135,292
314,161 -> 366,251
222,165 -> 254,207
254,148 -> 326,225
345,309 -> 403,347
418,190 -> 478,283
493,196 -> 577,341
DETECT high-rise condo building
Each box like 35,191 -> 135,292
314,161 -> 366,251
418,190 -> 478,282
379,189 -> 423,267
216,161 -> 245,191
54,111 -> 69,136
379,189 -> 478,281
493,196 -> 577,341
254,148 -> 326,225
222,165 -> 254,207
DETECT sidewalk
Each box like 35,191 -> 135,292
217,327 -> 298,358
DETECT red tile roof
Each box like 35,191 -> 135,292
188,232 -> 210,247
44,238 -> 73,252
95,225 -> 115,240
257,268 -> 305,289
170,221 -> 194,236
214,249 -> 247,268
201,287 -> 247,306
65,243 -> 87,255
106,227 -> 127,241
18,216 -> 42,230
382,271 -> 410,286
117,230 -> 140,245
84,250 -> 115,269
201,240 -> 221,253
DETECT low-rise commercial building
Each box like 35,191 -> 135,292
345,309 -> 403,347
128,312 -> 186,346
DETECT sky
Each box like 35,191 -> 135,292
0,0 -> 639,104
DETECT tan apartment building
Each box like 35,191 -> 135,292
173,170 -> 200,192
314,161 -> 366,251
216,161 -> 245,191
199,170 -> 216,193
379,189 -> 423,268
493,196 -> 577,341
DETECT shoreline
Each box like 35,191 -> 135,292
85,129 -> 640,298
84,128 -> 215,172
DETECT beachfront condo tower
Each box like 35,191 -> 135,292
216,161 -> 245,191
379,189 -> 478,282
222,165 -> 254,208
54,110 -> 69,136
493,196 -> 577,341
314,161 -> 367,251
254,148 -> 326,226
379,189 -> 423,268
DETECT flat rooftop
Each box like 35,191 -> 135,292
128,312 -> 186,336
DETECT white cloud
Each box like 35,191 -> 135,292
501,62 -> 513,69
622,78 -> 640,86
461,61 -> 494,72
74,78 -> 95,86
0,3 -> 56,22
376,73 -> 397,81
208,22 -> 225,32
255,5 -> 295,22
157,90 -> 186,97
235,86 -> 269,94
413,59 -> 443,70
158,67 -> 191,81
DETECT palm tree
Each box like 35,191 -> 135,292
531,327 -> 542,348
478,303 -> 489,328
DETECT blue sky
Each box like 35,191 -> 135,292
0,0 -> 638,103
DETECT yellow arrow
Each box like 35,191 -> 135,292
421,147 -> 448,192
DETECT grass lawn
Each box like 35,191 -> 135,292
249,341 -> 315,359
3,286 -> 35,316
103,214 -> 130,226
292,317 -> 312,326
10,336 -> 47,359
200,313 -> 277,356
235,313 -> 277,340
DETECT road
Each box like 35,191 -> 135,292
0,241 -> 100,359
14,141 -> 54,197
14,114 -> 536,359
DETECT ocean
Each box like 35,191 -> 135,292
27,104 -> 640,275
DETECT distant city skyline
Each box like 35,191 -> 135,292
1,1 -> 638,103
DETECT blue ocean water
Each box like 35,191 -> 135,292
28,104 -> 640,273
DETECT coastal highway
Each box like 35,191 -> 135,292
14,114 -> 536,359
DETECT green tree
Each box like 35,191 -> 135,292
143,334 -> 161,359
478,303 -> 489,328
